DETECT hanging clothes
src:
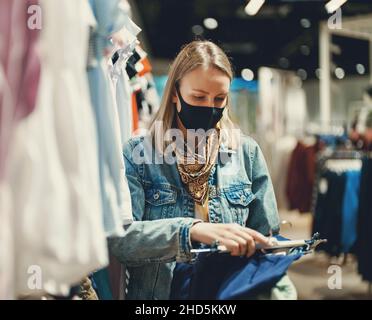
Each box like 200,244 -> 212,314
88,0 -> 140,301
116,70 -> 134,141
312,158 -> 362,256
109,12 -> 141,144
144,73 -> 160,117
341,170 -> 361,253
131,91 -> 140,132
0,0 -> 41,180
313,171 -> 346,256
286,140 -> 321,213
106,61 -> 133,227
87,0 -> 134,236
137,57 -> 152,77
134,75 -> 160,130
5,0 -> 109,297
0,0 -> 41,299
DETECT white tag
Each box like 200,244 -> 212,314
319,178 -> 328,194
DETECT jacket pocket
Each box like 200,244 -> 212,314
224,186 -> 255,225
144,186 -> 177,219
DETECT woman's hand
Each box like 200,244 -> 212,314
190,222 -> 272,257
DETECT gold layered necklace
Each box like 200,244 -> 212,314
175,127 -> 220,208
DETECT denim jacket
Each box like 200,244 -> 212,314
108,133 -> 280,300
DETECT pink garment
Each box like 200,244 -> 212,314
0,0 -> 40,299
0,0 -> 41,179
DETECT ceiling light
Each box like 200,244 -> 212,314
191,25 -> 204,36
241,68 -> 255,81
335,67 -> 345,79
203,18 -> 218,30
356,64 -> 366,75
325,0 -> 348,14
300,18 -> 311,29
245,0 -> 265,16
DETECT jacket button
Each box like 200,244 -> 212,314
214,217 -> 221,223
153,192 -> 160,200
240,195 -> 246,202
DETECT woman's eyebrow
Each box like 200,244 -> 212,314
192,88 -> 228,95
191,88 -> 209,94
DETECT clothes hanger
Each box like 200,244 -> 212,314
190,233 -> 327,256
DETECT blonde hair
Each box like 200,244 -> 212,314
148,40 -> 240,153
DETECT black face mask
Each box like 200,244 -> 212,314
175,82 -> 225,131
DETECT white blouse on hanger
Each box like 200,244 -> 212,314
105,61 -> 133,226
6,0 -> 108,297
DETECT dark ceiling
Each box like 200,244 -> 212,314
135,0 -> 372,80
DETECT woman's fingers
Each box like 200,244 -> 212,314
190,222 -> 273,257
246,237 -> 256,257
220,232 -> 248,256
239,226 -> 271,246
218,238 -> 242,256
228,229 -> 257,257
218,224 -> 272,256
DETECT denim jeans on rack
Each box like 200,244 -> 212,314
341,170 -> 361,253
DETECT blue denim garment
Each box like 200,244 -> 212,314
314,170 -> 361,255
108,134 -> 280,299
170,251 -> 301,300
90,269 -> 113,300
341,170 -> 361,253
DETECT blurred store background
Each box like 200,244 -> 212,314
129,0 -> 372,300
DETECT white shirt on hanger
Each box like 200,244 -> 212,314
6,0 -> 108,297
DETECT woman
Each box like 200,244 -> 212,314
109,40 -> 283,300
